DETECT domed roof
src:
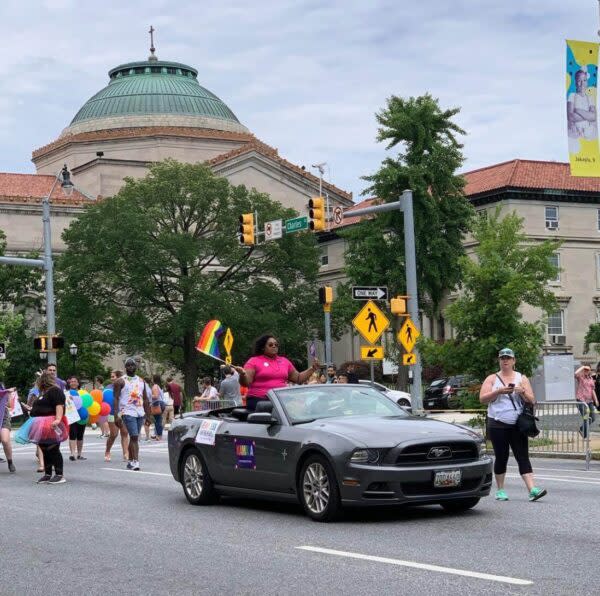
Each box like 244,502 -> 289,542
62,59 -> 248,137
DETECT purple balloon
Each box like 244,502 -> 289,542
73,395 -> 83,409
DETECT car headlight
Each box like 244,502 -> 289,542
478,441 -> 486,457
350,449 -> 382,464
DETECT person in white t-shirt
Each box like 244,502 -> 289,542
568,69 -> 597,140
193,377 -> 218,411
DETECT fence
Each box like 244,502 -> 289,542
426,401 -> 593,470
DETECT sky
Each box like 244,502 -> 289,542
0,0 -> 598,200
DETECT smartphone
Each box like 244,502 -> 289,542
508,383 -> 515,388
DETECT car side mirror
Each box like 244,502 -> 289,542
247,412 -> 277,425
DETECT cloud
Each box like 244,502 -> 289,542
0,0 -> 595,194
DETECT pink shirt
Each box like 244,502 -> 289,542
244,355 -> 295,398
576,376 -> 596,403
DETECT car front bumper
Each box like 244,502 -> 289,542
338,457 -> 493,506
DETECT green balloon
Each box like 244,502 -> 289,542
81,393 -> 93,408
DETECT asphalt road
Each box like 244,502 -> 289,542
2,433 -> 599,596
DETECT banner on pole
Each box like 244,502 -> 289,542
567,39 -> 600,176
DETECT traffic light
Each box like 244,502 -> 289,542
33,335 -> 64,351
51,336 -> 65,350
309,197 -> 326,231
33,336 -> 48,351
390,296 -> 408,315
318,286 -> 333,305
238,213 -> 255,246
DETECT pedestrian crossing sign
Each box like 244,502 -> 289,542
398,318 -> 419,352
352,300 -> 390,345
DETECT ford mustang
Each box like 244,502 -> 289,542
168,384 -> 492,521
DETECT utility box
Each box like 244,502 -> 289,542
530,354 -> 575,402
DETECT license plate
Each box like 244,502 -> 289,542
434,469 -> 462,488
428,401 -> 435,407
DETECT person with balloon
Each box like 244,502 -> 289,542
67,376 -> 88,461
104,370 -> 129,463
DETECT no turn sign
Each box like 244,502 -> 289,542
333,206 -> 343,225
264,219 -> 283,241
0,343 -> 5,359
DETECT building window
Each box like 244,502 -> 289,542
597,208 -> 600,232
548,253 -> 560,284
320,247 -> 329,267
547,310 -> 564,335
597,254 -> 600,289
545,206 -> 559,230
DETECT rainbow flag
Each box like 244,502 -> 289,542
196,320 -> 225,359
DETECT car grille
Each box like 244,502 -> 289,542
394,441 -> 478,466
401,476 -> 482,496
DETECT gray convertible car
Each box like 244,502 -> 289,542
168,384 -> 492,521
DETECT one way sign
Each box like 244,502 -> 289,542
352,286 -> 388,301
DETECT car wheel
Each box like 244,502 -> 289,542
440,497 -> 480,513
398,398 -> 410,407
181,449 -> 218,505
299,455 -> 341,522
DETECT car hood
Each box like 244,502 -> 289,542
305,416 -> 480,447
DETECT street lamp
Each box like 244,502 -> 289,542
0,164 -> 75,366
69,343 -> 78,373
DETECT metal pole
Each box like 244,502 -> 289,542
42,195 -> 57,365
324,306 -> 332,366
370,360 -> 375,385
401,190 -> 423,412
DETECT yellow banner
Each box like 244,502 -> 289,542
567,40 -> 600,176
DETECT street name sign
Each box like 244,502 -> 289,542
403,352 -> 416,365
398,318 -> 420,353
360,345 -> 384,360
352,286 -> 388,301
285,216 -> 308,233
352,300 -> 390,344
264,219 -> 282,241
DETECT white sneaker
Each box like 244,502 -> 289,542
133,461 -> 140,471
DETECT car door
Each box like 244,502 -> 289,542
214,415 -> 298,493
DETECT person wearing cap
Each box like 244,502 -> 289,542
575,364 -> 598,438
479,348 -> 547,502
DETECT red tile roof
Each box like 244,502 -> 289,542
463,159 -> 600,195
208,139 -> 352,201
0,173 -> 88,205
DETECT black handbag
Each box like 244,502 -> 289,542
496,374 -> 540,438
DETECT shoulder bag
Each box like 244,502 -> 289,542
495,374 -> 540,438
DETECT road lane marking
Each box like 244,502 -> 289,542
506,474 -> 600,486
296,546 -> 533,586
508,465 -> 600,474
101,467 -> 171,477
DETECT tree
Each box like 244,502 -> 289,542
420,208 -> 560,380
56,160 -> 321,396
341,94 -> 474,316
584,324 -> 600,355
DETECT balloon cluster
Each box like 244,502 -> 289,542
69,388 -> 114,426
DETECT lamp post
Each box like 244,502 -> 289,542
69,343 -> 78,374
0,165 -> 74,365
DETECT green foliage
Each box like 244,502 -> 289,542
584,323 -> 600,354
420,208 -> 560,380
342,94 -> 474,315
56,160 -> 322,395
0,312 -> 26,381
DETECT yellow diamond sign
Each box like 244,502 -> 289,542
397,318 -> 420,353
352,300 -> 390,345
224,328 -> 234,356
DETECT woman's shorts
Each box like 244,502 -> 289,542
1,405 -> 10,430
122,415 -> 144,438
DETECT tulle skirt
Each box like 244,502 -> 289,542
15,415 -> 69,445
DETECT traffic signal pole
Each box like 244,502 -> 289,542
324,304 -> 332,366
342,190 -> 423,412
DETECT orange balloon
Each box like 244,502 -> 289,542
88,414 -> 99,424
91,389 -> 103,403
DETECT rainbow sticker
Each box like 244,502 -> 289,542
196,319 -> 225,358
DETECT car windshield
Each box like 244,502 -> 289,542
274,385 -> 407,424
429,379 -> 447,387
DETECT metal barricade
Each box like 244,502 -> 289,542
196,399 -> 238,412
531,401 -> 591,469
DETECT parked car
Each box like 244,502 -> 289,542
358,379 -> 411,407
168,384 -> 492,522
424,375 -> 474,410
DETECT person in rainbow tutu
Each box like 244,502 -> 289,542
17,371 -> 69,484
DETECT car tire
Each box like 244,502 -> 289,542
398,399 -> 410,407
440,497 -> 480,513
180,449 -> 218,506
299,455 -> 341,522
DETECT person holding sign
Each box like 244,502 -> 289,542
234,334 -> 319,411
0,385 -> 16,473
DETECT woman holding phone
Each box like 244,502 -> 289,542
479,348 -> 546,502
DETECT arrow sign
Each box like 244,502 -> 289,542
360,345 -> 384,360
352,286 -> 389,301
403,352 -> 416,365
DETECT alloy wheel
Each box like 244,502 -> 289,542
303,462 -> 330,514
184,453 -> 203,500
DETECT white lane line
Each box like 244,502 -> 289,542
101,467 -> 171,477
508,465 -> 600,474
506,474 -> 600,486
296,546 -> 532,586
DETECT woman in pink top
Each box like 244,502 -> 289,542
235,334 -> 319,411
575,365 -> 599,435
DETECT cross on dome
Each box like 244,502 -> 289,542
148,25 -> 158,62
